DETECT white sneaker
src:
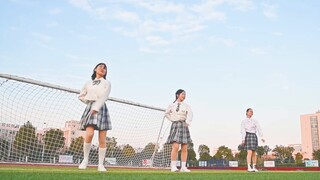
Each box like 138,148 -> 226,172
180,168 -> 191,172
247,168 -> 254,172
171,167 -> 179,172
98,165 -> 107,172
252,167 -> 259,172
78,160 -> 88,169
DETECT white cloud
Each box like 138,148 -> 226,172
10,26 -> 18,31
114,10 -> 140,23
49,8 -> 61,15
68,0 -> 256,52
95,7 -> 108,19
263,3 -> 278,20
272,32 -> 283,36
227,25 -> 246,32
32,32 -> 53,43
46,22 -> 58,28
209,36 -> 237,47
76,33 -> 96,41
111,27 -> 137,38
134,0 -> 185,13
191,1 -> 226,21
69,0 -> 92,11
31,32 -> 54,50
250,47 -> 267,55
227,0 -> 254,11
267,73 -> 290,91
145,35 -> 170,45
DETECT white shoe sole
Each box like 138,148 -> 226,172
180,169 -> 191,172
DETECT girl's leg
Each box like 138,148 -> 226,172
246,150 -> 253,171
252,150 -> 258,171
180,144 -> 190,172
79,126 -> 94,169
170,142 -> 179,172
97,130 -> 107,171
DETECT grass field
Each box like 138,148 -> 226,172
0,166 -> 319,180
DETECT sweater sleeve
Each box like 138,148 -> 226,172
78,82 -> 88,104
255,120 -> 264,139
241,120 -> 246,141
91,81 -> 111,111
165,104 -> 173,121
186,104 -> 193,125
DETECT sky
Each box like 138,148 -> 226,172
1,0 -> 320,154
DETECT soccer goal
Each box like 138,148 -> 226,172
0,73 -> 172,168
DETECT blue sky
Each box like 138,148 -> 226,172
1,0 -> 320,153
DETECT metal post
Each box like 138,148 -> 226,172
41,122 -> 47,162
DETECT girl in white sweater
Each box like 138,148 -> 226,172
78,63 -> 112,172
165,89 -> 193,172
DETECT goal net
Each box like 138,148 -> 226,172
0,73 -> 172,168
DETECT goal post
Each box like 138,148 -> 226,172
0,73 -> 172,168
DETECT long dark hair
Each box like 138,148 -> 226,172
174,89 -> 185,103
91,63 -> 107,80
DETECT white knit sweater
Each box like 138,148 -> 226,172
79,78 -> 111,111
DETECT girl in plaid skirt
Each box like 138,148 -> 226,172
165,89 -> 193,172
78,63 -> 112,172
241,108 -> 265,172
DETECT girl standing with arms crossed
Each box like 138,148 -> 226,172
241,108 -> 265,172
78,63 -> 112,172
165,89 -> 193,172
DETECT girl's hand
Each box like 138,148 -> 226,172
90,110 -> 98,115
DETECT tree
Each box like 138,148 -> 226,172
122,144 -> 135,157
69,136 -> 84,161
0,139 -> 9,160
256,146 -> 265,159
44,129 -> 65,158
198,144 -> 210,157
234,150 -> 247,163
13,121 -> 37,158
141,143 -> 156,159
213,146 -> 234,161
272,145 -> 294,163
199,152 -> 212,161
263,145 -> 272,157
106,137 -> 118,157
187,143 -> 197,161
312,149 -> 320,160
177,143 -> 197,161
295,152 -> 303,164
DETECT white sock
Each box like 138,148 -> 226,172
248,164 -> 251,169
98,148 -> 107,166
83,142 -> 91,162
171,161 -> 176,168
181,162 -> 186,169
253,164 -> 256,169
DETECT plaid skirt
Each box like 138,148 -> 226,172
80,102 -> 112,131
166,121 -> 192,144
244,132 -> 258,150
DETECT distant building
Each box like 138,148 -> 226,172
61,120 -> 86,148
300,111 -> 320,159
0,123 -> 20,142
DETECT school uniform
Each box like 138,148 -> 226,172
241,118 -> 263,151
79,78 -> 112,131
165,102 -> 193,144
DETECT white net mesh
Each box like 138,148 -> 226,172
0,74 -> 172,168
